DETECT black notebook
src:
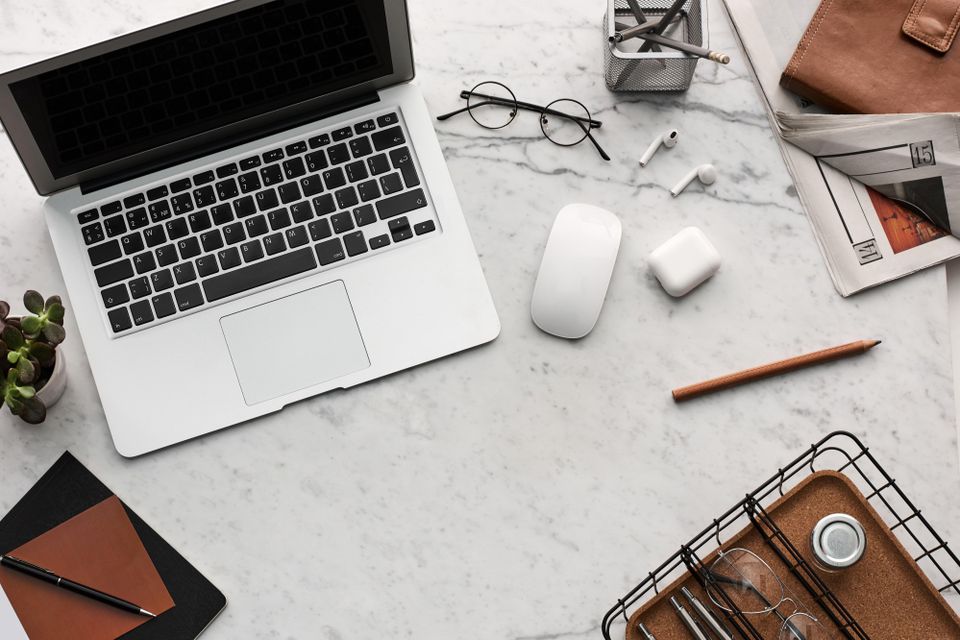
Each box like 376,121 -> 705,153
0,452 -> 226,639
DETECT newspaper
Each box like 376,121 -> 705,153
722,0 -> 960,296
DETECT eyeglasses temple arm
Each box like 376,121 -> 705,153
435,104 -> 472,121
573,119 -> 612,161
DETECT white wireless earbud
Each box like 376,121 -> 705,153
671,164 -> 717,197
638,129 -> 679,167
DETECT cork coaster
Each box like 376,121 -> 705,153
624,470 -> 960,639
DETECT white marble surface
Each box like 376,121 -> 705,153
1,1 -> 959,638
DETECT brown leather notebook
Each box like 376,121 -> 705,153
0,496 -> 174,639
780,0 -> 960,113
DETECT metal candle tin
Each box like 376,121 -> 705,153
811,513 -> 867,571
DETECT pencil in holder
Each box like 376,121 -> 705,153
603,0 -> 707,92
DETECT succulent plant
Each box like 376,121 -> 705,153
0,291 -> 66,425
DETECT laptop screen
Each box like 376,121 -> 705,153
0,0 -> 412,195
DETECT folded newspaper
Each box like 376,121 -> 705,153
722,0 -> 960,296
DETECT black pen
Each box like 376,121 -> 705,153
0,555 -> 156,618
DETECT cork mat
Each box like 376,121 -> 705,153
625,471 -> 960,639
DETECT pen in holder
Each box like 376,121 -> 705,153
603,0 -> 708,92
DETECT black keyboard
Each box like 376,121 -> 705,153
77,111 -> 439,335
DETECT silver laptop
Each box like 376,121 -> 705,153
0,0 -> 500,456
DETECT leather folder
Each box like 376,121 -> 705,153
780,0 -> 960,113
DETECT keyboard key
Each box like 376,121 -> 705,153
377,112 -> 399,127
108,307 -> 132,333
345,161 -> 368,183
147,186 -> 169,201
389,217 -> 410,233
88,240 -> 121,266
216,163 -> 239,178
171,194 -> 194,215
174,262 -> 197,284
200,229 -> 224,253
152,292 -> 177,319
144,225 -> 166,248
322,167 -> 346,190
151,269 -> 174,292
218,247 -> 242,270
104,215 -> 126,237
300,175 -> 324,198
315,238 -> 345,266
333,126 -> 353,141
78,209 -> 99,224
148,200 -> 172,223
390,217 -> 413,243
130,300 -> 154,326
393,227 -> 413,242
283,157 -> 306,180
188,210 -> 212,233
305,151 -> 328,172
335,187 -> 358,210
211,204 -> 234,225
204,247 -> 318,302
216,178 -> 239,201
133,251 -> 156,274
196,255 -> 219,277
350,137 -> 373,158
240,156 -> 262,171
268,208 -> 292,230
372,126 -> 406,151
308,218 -> 332,241
82,223 -> 105,245
368,153 -> 390,175
121,233 -> 144,255
343,231 -> 368,257
101,201 -> 122,216
256,189 -> 279,212
123,193 -> 145,208
328,143 -> 350,165
170,178 -> 192,193
264,233 -> 286,256
286,225 -> 309,248
129,277 -> 151,299
238,171 -> 262,193
126,207 -> 148,230
95,259 -> 134,287
101,283 -> 129,308
193,186 -> 216,208
260,164 -> 283,186
378,189 -> 427,220
415,220 -> 437,235
193,170 -> 215,186
331,212 -> 355,234
308,133 -> 330,148
156,244 -> 178,267
370,234 -> 390,250
358,180 -> 381,202
263,148 -> 284,163
178,237 -> 202,260
290,201 -> 313,223
234,196 -> 256,218
245,215 -> 268,237
313,194 -> 336,216
390,147 -> 420,188
278,182 -> 301,204
353,205 -> 376,227
286,141 -> 307,156
224,222 -> 246,245
380,173 -> 403,195
165,217 -> 189,240
175,284 -> 204,311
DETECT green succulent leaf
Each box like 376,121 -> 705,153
42,322 -> 66,345
6,394 -> 23,414
18,385 -> 35,399
16,357 -> 36,384
6,351 -> 17,365
46,302 -> 65,325
23,290 -> 44,314
20,315 -> 42,336
0,301 -> 8,321
29,342 -> 55,367
18,397 -> 46,424
2,325 -> 24,350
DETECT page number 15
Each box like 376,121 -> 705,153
911,141 -> 936,168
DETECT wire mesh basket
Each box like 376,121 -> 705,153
603,0 -> 707,92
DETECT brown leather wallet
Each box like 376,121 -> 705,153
780,0 -> 960,113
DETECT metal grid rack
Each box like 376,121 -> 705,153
601,431 -> 960,639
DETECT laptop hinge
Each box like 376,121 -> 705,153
80,92 -> 380,195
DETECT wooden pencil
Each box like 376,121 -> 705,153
672,339 -> 881,403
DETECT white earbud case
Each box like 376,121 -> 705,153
648,227 -> 721,297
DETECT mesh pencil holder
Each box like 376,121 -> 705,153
603,0 -> 707,92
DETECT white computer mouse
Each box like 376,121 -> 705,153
531,204 -> 622,339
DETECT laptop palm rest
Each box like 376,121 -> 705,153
220,281 -> 370,405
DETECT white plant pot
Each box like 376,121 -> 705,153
35,350 -> 67,408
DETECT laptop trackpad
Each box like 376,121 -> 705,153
220,281 -> 370,405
